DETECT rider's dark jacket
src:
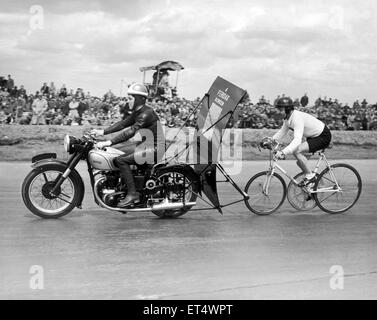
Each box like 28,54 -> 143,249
104,104 -> 164,148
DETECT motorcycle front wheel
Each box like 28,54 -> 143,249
22,164 -> 83,219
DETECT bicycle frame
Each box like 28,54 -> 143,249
264,143 -> 342,195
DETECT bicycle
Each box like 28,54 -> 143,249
244,138 -> 362,215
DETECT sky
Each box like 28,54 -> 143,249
1,0 -> 377,104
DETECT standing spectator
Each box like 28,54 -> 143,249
0,76 -> 7,88
258,95 -> 267,105
0,87 -> 9,97
159,71 -> 169,87
75,88 -> 85,99
315,96 -> 322,107
361,113 -> 368,130
19,85 -> 27,97
77,98 -> 88,124
353,99 -> 360,109
274,95 -> 281,106
68,97 -> 80,120
61,97 -> 70,116
361,99 -> 368,109
342,112 -> 348,128
6,75 -> 14,92
0,108 -> 9,124
50,82 -> 56,97
15,97 -> 26,123
104,90 -> 114,100
10,86 -> 19,98
41,82 -> 50,96
31,93 -> 48,125
300,93 -> 309,107
161,84 -> 172,101
59,84 -> 68,98
101,99 -> 111,114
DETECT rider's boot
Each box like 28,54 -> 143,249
118,192 -> 140,208
117,162 -> 140,208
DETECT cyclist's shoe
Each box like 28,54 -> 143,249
305,194 -> 313,201
298,176 -> 317,188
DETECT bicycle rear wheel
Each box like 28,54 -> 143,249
244,171 -> 286,215
313,163 -> 362,214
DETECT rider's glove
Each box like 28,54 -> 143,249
96,140 -> 112,149
259,137 -> 276,150
90,129 -> 105,137
275,151 -> 286,160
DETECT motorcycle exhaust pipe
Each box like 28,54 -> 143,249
123,201 -> 196,212
149,201 -> 197,211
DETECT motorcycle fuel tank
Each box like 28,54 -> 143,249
88,147 -> 124,171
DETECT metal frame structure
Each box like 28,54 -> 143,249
155,90 -> 249,214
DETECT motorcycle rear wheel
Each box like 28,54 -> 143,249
152,169 -> 199,218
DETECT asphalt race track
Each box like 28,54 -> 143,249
0,159 -> 376,299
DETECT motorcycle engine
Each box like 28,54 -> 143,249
96,173 -> 125,208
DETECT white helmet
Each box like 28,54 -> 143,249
127,83 -> 148,97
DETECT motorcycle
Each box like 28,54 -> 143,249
22,77 -> 256,219
22,133 -> 200,219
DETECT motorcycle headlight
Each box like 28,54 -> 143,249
64,134 -> 72,153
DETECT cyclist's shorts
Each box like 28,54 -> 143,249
307,126 -> 332,153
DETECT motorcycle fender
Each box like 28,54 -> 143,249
32,153 -> 57,163
31,158 -> 85,209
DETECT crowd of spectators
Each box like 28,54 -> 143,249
231,94 -> 377,131
1,74 -> 377,131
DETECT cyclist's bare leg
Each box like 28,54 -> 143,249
293,142 -> 313,177
296,155 -> 312,173
296,160 -> 306,173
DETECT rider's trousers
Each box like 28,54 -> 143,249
115,142 -> 157,193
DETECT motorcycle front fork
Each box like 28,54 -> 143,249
50,153 -> 82,196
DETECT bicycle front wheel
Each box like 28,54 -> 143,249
314,163 -> 362,214
244,171 -> 287,215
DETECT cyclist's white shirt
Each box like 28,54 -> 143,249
273,110 -> 325,155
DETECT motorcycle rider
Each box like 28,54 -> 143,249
91,83 -> 165,208
270,96 -> 332,187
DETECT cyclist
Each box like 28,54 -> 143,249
271,97 -> 332,186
